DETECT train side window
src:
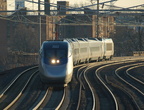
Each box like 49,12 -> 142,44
74,49 -> 79,55
90,47 -> 99,52
106,43 -> 112,51
80,48 -> 87,53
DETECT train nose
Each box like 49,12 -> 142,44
43,64 -> 67,77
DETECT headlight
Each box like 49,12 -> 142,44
51,59 -> 56,64
51,59 -> 60,64
56,59 -> 60,63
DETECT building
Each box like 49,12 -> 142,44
55,4 -> 115,39
57,14 -> 115,38
58,14 -> 92,38
15,0 -> 25,10
0,0 -> 7,15
57,1 -> 69,15
98,16 -> 115,38
7,0 -> 45,15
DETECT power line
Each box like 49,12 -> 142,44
0,1 -> 143,27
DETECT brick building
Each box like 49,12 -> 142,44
58,14 -> 92,38
57,14 -> 115,39
57,1 -> 69,15
54,2 -> 115,38
0,0 -> 7,15
97,16 -> 115,38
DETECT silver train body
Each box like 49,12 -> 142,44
39,38 -> 114,86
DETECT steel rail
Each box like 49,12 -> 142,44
126,64 -> 144,85
114,63 -> 144,110
95,62 -> 121,110
115,63 -> 144,96
55,88 -> 66,110
83,65 -> 97,110
82,62 -> 108,110
0,66 -> 38,98
4,70 -> 38,110
30,87 -> 49,110
76,65 -> 87,110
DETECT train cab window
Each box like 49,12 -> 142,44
57,50 -> 67,58
45,50 -> 55,58
44,49 -> 67,59
42,42 -> 68,65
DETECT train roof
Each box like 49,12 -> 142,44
46,40 -> 64,41
42,38 -> 113,44
101,38 -> 113,41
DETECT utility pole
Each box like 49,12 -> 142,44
38,0 -> 41,48
96,0 -> 99,38
44,0 -> 50,15
138,26 -> 142,52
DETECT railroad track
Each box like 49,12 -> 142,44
115,63 -> 144,110
0,66 -> 38,109
31,87 -> 67,110
0,57 -> 144,110
95,60 -> 144,110
127,65 -> 144,82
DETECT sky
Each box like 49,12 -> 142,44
111,0 -> 144,8
52,0 -> 144,8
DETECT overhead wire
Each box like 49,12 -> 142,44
0,0 -> 143,26
0,0 -> 91,25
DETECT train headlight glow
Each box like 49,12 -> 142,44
56,60 -> 60,63
51,59 -> 60,64
51,59 -> 56,64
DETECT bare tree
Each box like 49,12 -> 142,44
112,25 -> 144,56
10,24 -> 39,53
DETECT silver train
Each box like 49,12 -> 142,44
39,38 -> 114,86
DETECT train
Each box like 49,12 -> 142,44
39,38 -> 114,87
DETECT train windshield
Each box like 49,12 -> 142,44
43,42 -> 68,65
44,49 -> 67,58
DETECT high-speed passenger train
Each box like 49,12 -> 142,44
39,38 -> 114,86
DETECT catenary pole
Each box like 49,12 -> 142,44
96,0 -> 99,38
38,0 -> 41,48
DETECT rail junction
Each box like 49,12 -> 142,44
0,56 -> 144,110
